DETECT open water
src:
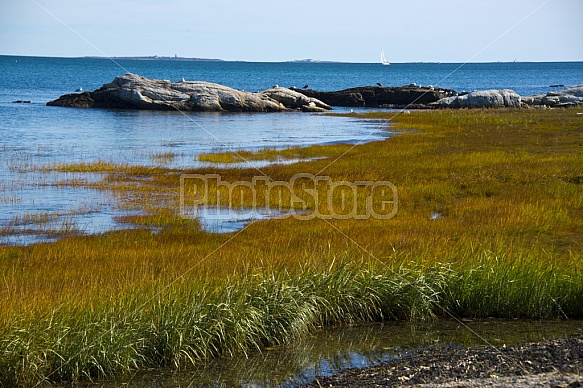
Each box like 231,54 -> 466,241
0,56 -> 582,244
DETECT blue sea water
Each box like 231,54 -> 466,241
2,56 -> 583,98
0,56 -> 581,244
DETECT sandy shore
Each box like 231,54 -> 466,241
305,336 -> 583,387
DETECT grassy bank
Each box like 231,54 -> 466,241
1,108 -> 582,385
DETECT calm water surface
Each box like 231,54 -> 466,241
0,103 -> 388,244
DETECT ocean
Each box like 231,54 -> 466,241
0,56 -> 582,244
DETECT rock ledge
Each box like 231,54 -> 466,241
47,74 -> 332,113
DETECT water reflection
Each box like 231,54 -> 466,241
77,319 -> 583,387
195,206 -> 288,234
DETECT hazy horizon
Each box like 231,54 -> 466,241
2,54 -> 582,65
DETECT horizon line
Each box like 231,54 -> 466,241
1,54 -> 582,64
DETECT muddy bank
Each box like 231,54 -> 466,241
305,336 -> 583,387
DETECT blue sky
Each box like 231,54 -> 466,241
1,0 -> 581,63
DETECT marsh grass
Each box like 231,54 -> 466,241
1,108 -> 583,385
0,212 -> 84,243
149,151 -> 178,165
196,145 -> 335,163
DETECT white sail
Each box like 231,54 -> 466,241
381,49 -> 390,66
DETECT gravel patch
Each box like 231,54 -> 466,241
305,336 -> 583,387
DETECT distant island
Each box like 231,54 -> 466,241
84,54 -> 224,62
285,59 -> 344,64
83,55 -> 342,64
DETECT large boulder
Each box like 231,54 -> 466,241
260,87 -> 331,111
47,74 -> 331,113
433,89 -> 521,109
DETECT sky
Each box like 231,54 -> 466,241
0,0 -> 582,63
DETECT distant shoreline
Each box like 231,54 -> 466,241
1,54 -> 582,64
85,56 -> 345,64
85,55 -> 225,62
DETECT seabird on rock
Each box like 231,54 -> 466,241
273,84 -> 279,88
75,87 -> 83,92
303,84 -> 309,89
376,82 -> 383,87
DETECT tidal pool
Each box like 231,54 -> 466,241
193,206 -> 289,234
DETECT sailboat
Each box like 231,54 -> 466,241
380,49 -> 390,66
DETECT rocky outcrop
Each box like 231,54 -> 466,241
522,84 -> 583,107
259,87 -> 331,112
48,75 -> 583,111
291,85 -> 456,108
434,85 -> 583,109
47,74 -> 331,112
432,89 -> 522,109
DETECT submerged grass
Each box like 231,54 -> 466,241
196,144 -> 339,163
1,108 -> 583,385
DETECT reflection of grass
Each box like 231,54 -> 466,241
149,151 -> 177,164
39,161 -> 165,175
1,108 -> 583,385
0,211 -> 87,240
197,144 -> 350,163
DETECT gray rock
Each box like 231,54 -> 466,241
47,73 -> 331,113
300,101 -> 330,112
522,84 -> 583,107
553,85 -> 583,106
260,87 -> 331,111
521,94 -> 545,106
542,95 -> 561,106
558,84 -> 583,97
433,89 -> 521,109
292,85 -> 455,108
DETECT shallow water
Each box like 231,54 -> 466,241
193,206 -> 290,234
0,105 -> 389,245
76,319 -> 583,387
